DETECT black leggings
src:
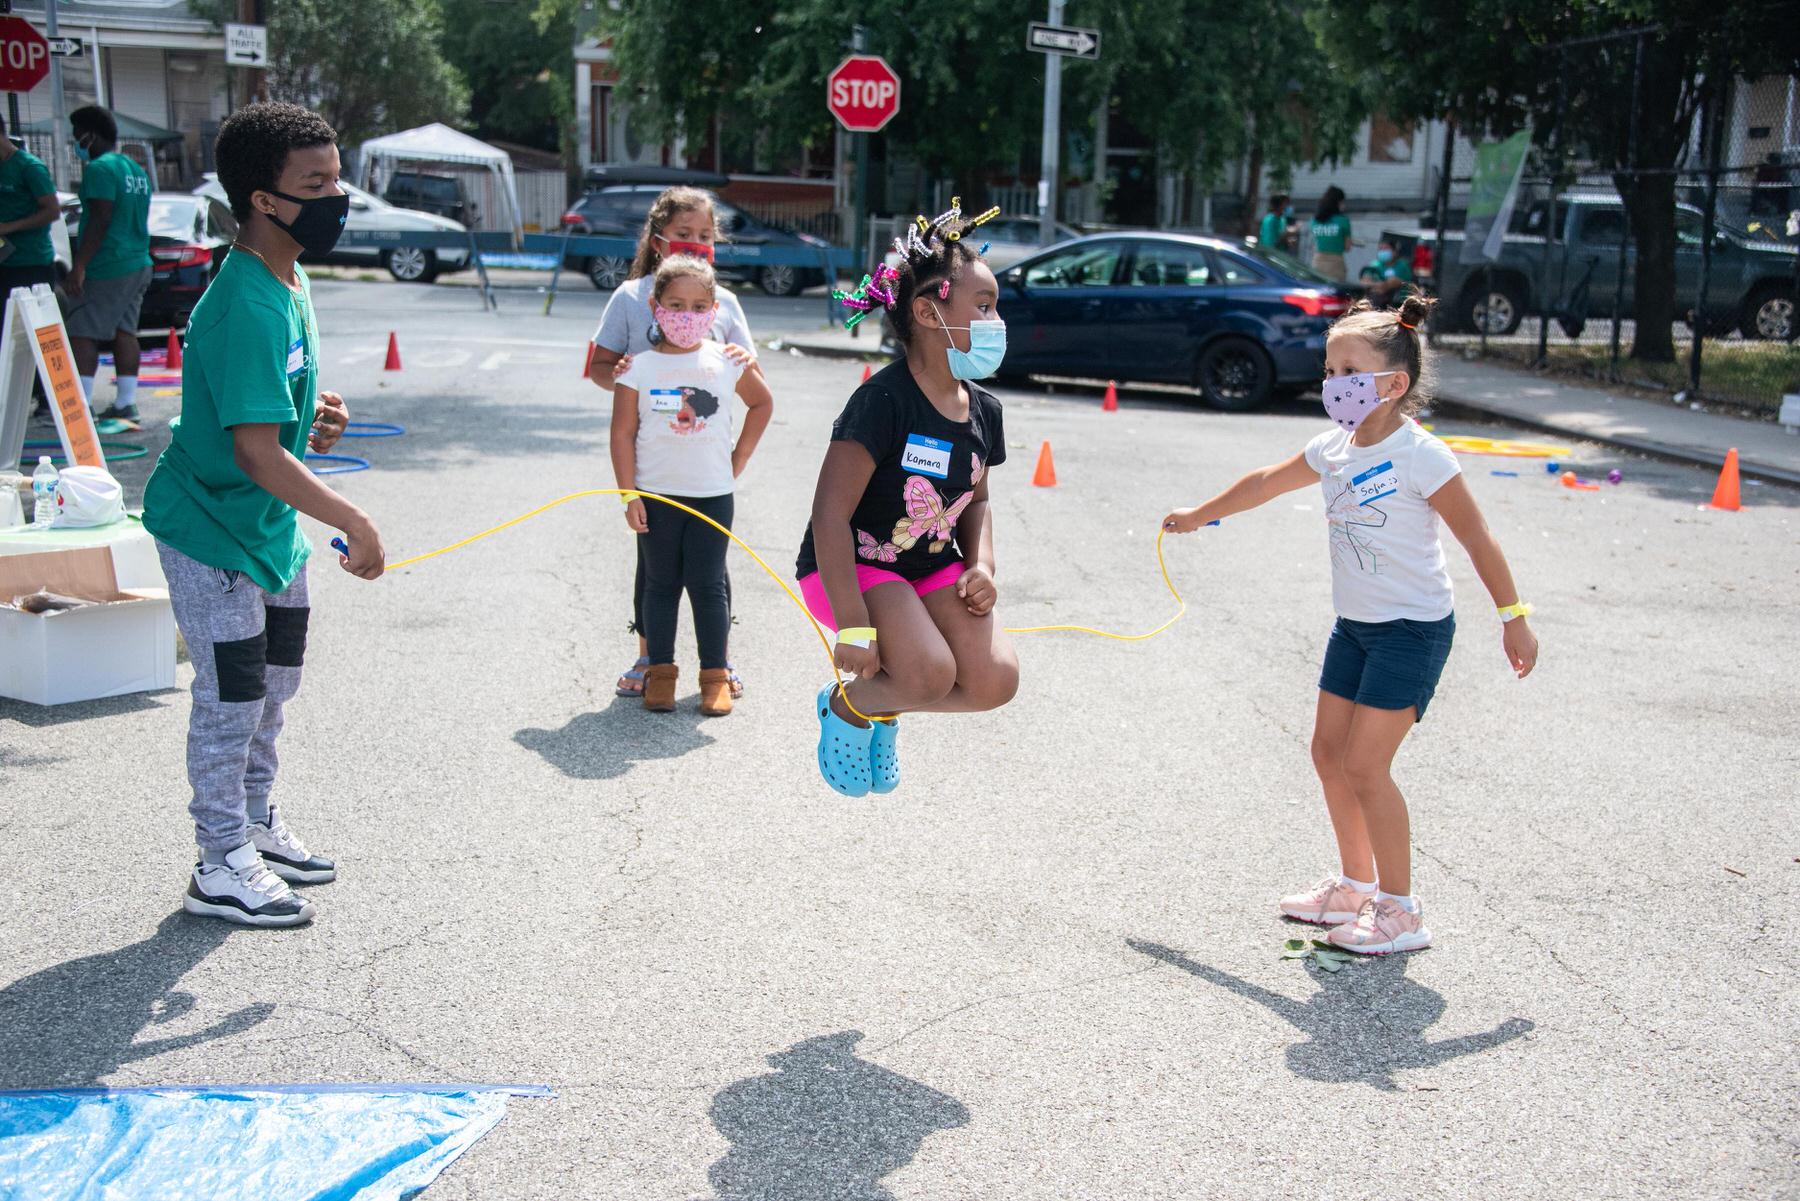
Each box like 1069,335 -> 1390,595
634,540 -> 731,646
641,492 -> 734,669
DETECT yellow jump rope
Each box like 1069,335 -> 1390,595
372,489 -> 1187,725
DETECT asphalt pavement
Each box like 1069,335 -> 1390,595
2,277 -> 1796,1200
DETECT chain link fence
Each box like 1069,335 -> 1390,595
1422,33 -> 1798,416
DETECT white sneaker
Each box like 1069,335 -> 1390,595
184,842 -> 315,927
250,806 -> 337,884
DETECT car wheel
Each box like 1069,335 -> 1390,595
588,256 -> 632,291
1195,338 -> 1274,412
1458,279 -> 1526,336
1740,286 -> 1795,341
759,264 -> 801,296
385,247 -> 438,283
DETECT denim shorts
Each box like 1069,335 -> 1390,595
1319,614 -> 1455,721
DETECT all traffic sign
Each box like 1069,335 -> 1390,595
827,55 -> 900,134
0,16 -> 50,93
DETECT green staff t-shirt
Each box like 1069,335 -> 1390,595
0,149 -> 57,268
77,150 -> 153,280
1310,213 -> 1353,255
144,253 -> 317,593
1258,211 -> 1286,251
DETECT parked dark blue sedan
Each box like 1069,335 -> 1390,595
994,233 -> 1357,409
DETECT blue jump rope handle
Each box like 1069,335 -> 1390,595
1206,520 -> 1221,526
331,537 -> 350,557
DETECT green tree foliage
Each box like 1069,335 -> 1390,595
1316,1 -> 1800,362
440,0 -> 577,153
192,0 -> 469,145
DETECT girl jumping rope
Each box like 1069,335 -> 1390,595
1162,294 -> 1538,953
588,186 -> 760,701
611,255 -> 773,716
796,201 -> 1019,798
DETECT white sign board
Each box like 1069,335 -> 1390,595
0,285 -> 102,474
224,23 -> 267,67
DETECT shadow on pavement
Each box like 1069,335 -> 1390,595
0,690 -> 175,729
700,1030 -> 970,1201
1128,938 -> 1533,1091
0,912 -> 274,1088
513,694 -> 716,781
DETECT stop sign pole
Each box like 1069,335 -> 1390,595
828,32 -> 903,329
0,11 -> 59,186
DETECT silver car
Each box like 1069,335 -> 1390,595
979,216 -> 1083,270
192,174 -> 471,283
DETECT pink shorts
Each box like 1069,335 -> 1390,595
798,561 -> 965,630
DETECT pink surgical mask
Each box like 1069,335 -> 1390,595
653,303 -> 715,349
1321,370 -> 1399,432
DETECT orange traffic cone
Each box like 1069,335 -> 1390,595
1101,380 -> 1118,412
1707,447 -> 1741,511
384,332 -> 402,371
166,328 -> 182,371
1031,441 -> 1057,487
860,363 -> 872,384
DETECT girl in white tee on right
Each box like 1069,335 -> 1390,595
1163,295 -> 1538,954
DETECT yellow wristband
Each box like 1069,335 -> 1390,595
836,626 -> 878,648
1497,602 -> 1534,622
619,492 -> 639,505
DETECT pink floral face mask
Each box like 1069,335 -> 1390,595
653,303 -> 715,349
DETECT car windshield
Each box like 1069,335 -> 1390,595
148,198 -> 201,239
1235,240 -> 1335,285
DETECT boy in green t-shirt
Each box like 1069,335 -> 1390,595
65,106 -> 154,421
1359,237 -> 1416,307
0,111 -> 64,295
143,102 -> 384,928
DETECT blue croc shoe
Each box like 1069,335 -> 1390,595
816,684 -> 872,797
869,716 -> 899,794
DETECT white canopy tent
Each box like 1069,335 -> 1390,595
356,123 -> 525,243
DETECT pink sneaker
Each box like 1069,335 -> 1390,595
1278,875 -> 1371,926
1326,897 -> 1433,955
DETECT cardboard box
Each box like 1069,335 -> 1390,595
0,545 -> 175,705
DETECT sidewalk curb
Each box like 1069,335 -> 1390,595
1429,391 -> 1800,489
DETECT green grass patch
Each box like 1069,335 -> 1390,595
1455,338 -> 1799,413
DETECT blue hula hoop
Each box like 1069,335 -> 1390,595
342,421 -> 405,438
305,452 -> 370,475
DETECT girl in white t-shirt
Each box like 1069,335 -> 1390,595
611,255 -> 774,717
587,186 -> 760,702
1162,295 -> 1538,954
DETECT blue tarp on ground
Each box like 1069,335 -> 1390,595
0,1087 -> 527,1201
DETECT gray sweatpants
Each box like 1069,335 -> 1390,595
156,541 -> 310,852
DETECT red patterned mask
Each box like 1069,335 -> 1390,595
657,235 -> 716,264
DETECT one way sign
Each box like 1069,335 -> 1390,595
1026,21 -> 1100,60
224,22 -> 267,67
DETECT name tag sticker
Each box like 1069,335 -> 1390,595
286,338 -> 306,377
649,388 -> 683,414
1350,459 -> 1398,505
902,433 -> 953,479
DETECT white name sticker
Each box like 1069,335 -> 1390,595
649,388 -> 684,414
902,433 -> 953,480
286,338 -> 306,377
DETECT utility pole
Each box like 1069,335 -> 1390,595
850,24 -> 869,337
1036,0 -> 1064,245
46,0 -> 67,189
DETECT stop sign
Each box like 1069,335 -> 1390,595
0,18 -> 50,94
828,55 -> 900,133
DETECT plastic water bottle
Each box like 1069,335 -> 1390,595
31,456 -> 58,526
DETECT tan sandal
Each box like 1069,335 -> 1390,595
643,664 -> 678,712
698,668 -> 734,716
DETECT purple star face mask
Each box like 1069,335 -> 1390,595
1321,371 -> 1398,432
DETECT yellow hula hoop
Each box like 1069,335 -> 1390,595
380,489 -> 1187,726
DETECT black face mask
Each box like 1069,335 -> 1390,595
266,190 -> 350,257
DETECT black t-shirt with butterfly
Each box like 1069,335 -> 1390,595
796,359 -> 1007,582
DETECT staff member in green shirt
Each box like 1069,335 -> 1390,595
0,113 -> 63,297
1258,193 -> 1293,255
1308,185 -> 1354,281
143,102 -> 383,927
64,105 -> 154,422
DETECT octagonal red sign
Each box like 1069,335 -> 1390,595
828,55 -> 900,133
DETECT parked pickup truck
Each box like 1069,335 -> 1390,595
1385,194 -> 1797,340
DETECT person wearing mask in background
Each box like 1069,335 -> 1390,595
64,106 -> 154,423
1359,238 -> 1415,308
1309,186 -> 1354,281
1259,193 -> 1294,256
0,112 -> 64,298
